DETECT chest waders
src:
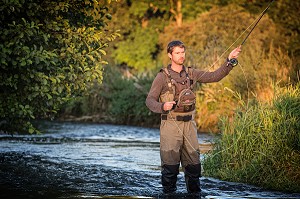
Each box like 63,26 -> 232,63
159,67 -> 201,194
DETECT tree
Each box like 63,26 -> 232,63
0,0 -> 119,133
109,0 -> 166,72
167,0 -> 183,27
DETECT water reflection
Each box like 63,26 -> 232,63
0,121 -> 299,199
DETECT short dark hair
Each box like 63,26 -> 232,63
167,40 -> 185,54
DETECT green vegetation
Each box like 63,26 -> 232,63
59,66 -> 160,126
203,83 -> 300,192
0,0 -> 119,133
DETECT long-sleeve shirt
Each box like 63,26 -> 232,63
146,59 -> 233,113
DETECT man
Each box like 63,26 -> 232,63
145,40 -> 241,194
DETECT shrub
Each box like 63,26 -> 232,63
59,66 -> 161,127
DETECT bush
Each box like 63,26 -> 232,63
59,66 -> 161,127
0,0 -> 119,133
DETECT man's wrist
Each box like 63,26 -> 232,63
161,103 -> 168,113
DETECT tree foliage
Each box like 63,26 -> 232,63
108,0 -> 167,72
109,0 -> 216,72
109,0 -> 299,74
113,26 -> 160,72
0,0 -> 119,133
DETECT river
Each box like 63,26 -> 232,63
1,121 -> 299,199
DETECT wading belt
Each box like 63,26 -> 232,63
161,114 -> 192,122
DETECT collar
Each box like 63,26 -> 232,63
167,64 -> 187,75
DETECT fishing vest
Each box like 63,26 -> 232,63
160,67 -> 196,112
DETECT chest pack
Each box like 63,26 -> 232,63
160,67 -> 196,112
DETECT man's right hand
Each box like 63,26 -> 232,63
163,101 -> 177,111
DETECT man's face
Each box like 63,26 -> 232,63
168,46 -> 185,65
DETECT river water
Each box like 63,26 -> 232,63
1,121 -> 299,199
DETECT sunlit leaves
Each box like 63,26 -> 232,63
113,26 -> 159,72
0,0 -> 119,133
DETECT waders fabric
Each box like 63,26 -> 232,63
160,111 -> 201,193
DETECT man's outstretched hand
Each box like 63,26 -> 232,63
228,45 -> 242,60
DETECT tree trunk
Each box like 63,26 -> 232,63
170,0 -> 183,28
176,0 -> 182,28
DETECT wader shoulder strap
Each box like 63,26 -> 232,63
160,68 -> 176,94
161,67 -> 194,90
187,67 -> 195,90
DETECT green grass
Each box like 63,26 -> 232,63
202,82 -> 300,192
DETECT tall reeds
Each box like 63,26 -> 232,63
203,82 -> 300,192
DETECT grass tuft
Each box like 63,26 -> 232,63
203,82 -> 300,192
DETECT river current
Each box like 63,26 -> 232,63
1,121 -> 299,199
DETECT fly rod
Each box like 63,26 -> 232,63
241,0 -> 275,46
229,0 -> 275,66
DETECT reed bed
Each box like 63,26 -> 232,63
202,83 -> 300,192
